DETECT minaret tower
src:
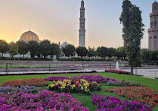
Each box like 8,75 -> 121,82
79,0 -> 86,47
148,1 -> 158,50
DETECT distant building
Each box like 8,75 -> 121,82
79,0 -> 86,47
19,30 -> 39,42
60,41 -> 69,48
148,1 -> 158,50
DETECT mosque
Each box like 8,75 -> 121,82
19,30 -> 39,42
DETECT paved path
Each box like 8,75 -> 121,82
122,69 -> 158,79
0,68 -> 158,79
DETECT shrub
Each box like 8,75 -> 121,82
105,86 -> 158,108
0,89 -> 89,111
0,86 -> 39,95
71,74 -> 117,83
91,95 -> 152,111
106,80 -> 142,86
1,78 -> 48,87
105,70 -> 130,74
44,77 -> 69,81
48,79 -> 101,95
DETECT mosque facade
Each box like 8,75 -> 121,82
148,1 -> 158,50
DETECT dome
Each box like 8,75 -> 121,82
20,31 -> 39,42
61,41 -> 68,47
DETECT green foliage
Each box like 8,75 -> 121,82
87,47 -> 96,57
97,46 -> 107,58
16,41 -> 28,57
107,48 -> 116,58
40,40 -> 51,58
116,47 -> 126,60
76,47 -> 88,58
28,41 -> 39,58
8,42 -> 18,58
120,0 -> 144,74
140,48 -> 152,63
0,40 -> 9,57
62,44 -> 76,57
151,50 -> 158,64
50,43 -> 61,58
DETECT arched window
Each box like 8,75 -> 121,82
155,21 -> 157,27
149,37 -> 152,49
151,22 -> 153,28
154,36 -> 157,49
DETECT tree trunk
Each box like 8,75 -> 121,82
23,54 -> 24,58
2,53 -> 3,58
131,65 -> 133,74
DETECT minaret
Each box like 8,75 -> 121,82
148,1 -> 158,50
79,0 -> 86,47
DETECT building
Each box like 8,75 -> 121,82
79,0 -> 86,47
148,1 -> 158,50
19,30 -> 39,42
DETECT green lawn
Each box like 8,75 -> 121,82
0,64 -> 60,68
0,72 -> 158,111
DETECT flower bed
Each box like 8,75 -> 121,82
105,70 -> 130,74
104,86 -> 158,108
0,89 -> 88,111
71,74 -> 117,83
0,86 -> 39,95
106,80 -> 141,86
91,95 -> 152,111
48,79 -> 100,95
44,77 -> 69,81
1,78 -> 48,87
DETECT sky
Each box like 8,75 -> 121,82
0,0 -> 154,48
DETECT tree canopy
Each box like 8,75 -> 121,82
120,0 -> 144,74
62,44 -> 76,57
76,47 -> 88,59
0,40 -> 9,57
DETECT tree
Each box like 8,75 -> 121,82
8,42 -> 18,58
97,46 -> 108,59
16,41 -> 28,58
0,40 -> 9,57
120,0 -> 144,74
76,47 -> 88,59
62,44 -> 76,57
140,49 -> 152,63
107,48 -> 116,58
28,41 -> 39,58
151,50 -> 158,64
50,43 -> 61,59
40,40 -> 51,58
87,47 -> 96,58
116,47 -> 126,60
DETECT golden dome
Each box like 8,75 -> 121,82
20,31 -> 39,42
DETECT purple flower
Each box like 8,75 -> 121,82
91,95 -> 152,111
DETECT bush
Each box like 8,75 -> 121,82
0,89 -> 89,111
105,70 -> 130,74
71,74 -> 117,83
1,78 -> 48,87
44,77 -> 69,81
0,86 -> 38,95
106,80 -> 142,86
48,79 -> 101,95
91,95 -> 152,111
105,86 -> 158,108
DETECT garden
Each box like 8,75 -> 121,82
0,72 -> 158,111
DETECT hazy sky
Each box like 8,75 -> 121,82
0,0 -> 154,48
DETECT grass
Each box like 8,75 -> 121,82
0,72 -> 158,111
0,64 -> 60,68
